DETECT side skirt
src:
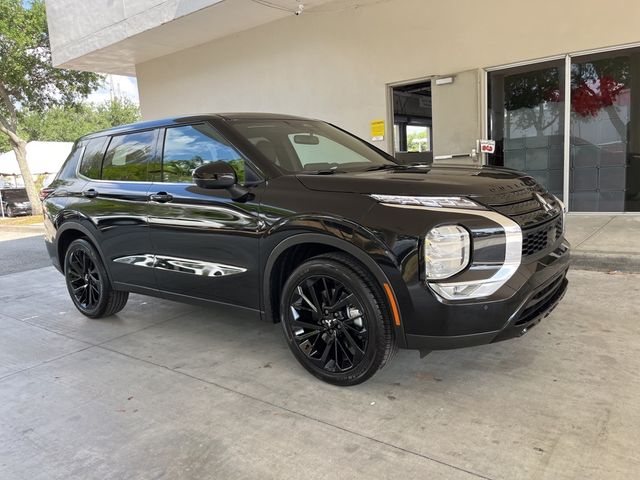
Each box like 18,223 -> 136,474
113,281 -> 265,319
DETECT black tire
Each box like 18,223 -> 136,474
280,252 -> 396,386
63,238 -> 129,318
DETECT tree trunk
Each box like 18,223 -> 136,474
10,139 -> 43,216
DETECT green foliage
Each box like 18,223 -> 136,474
0,0 -> 103,118
0,132 -> 8,153
18,98 -> 141,144
0,0 -> 107,214
406,129 -> 429,153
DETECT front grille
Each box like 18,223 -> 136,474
522,216 -> 563,257
487,187 -> 560,227
514,274 -> 566,326
477,184 -> 564,258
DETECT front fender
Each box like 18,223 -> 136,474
261,217 -> 409,348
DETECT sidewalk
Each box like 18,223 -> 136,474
566,214 -> 640,273
0,222 -> 45,241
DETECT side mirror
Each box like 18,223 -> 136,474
193,161 -> 237,189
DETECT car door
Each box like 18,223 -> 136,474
78,130 -> 158,289
147,122 -> 264,309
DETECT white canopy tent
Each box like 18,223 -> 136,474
0,141 -> 73,188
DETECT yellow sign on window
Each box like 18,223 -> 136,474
370,120 -> 385,141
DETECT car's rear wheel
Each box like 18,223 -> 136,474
64,238 -> 129,318
280,253 -> 396,386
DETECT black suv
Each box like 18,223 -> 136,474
1,188 -> 32,217
43,113 -> 570,385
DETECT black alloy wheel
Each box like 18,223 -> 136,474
64,238 -> 129,318
66,248 -> 101,311
281,253 -> 396,386
289,275 -> 369,373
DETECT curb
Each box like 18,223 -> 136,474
0,224 -> 45,235
571,251 -> 640,273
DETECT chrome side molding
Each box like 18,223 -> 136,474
113,254 -> 247,277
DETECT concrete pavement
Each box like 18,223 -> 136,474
1,265 -> 639,479
0,224 -> 49,276
565,214 -> 640,272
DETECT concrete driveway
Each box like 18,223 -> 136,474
1,265 -> 639,479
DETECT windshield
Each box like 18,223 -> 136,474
230,119 -> 397,173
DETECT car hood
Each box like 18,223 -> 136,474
295,165 -> 538,198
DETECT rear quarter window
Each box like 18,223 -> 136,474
53,142 -> 85,180
78,137 -> 108,179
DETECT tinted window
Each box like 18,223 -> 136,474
1,189 -> 28,201
78,137 -> 108,179
102,130 -> 156,181
161,124 -> 255,184
56,142 -> 85,179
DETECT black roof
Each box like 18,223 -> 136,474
80,112 -> 316,140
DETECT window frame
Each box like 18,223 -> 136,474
77,128 -> 160,183
158,122 -> 264,186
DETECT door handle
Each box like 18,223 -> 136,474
82,188 -> 98,198
149,192 -> 173,203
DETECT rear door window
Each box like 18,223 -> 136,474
102,130 -> 156,181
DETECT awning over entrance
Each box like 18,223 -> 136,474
46,0 -> 336,75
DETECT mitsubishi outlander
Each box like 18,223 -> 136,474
43,114 -> 570,385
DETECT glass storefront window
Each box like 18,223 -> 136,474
487,60 -> 565,199
487,48 -> 640,212
570,49 -> 640,211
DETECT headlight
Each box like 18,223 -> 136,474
369,195 -> 485,210
424,225 -> 470,279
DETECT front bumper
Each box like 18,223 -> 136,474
401,240 -> 570,351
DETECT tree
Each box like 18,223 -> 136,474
0,0 -> 102,214
19,97 -> 140,143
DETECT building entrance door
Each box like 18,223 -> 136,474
391,80 -> 433,165
487,60 -> 566,200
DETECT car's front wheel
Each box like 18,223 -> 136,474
280,253 -> 396,386
64,238 -> 129,318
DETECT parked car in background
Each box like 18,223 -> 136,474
0,188 -> 32,217
43,113 -> 570,385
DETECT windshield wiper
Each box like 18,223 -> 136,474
365,164 -> 402,171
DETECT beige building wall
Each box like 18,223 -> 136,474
136,0 -> 640,155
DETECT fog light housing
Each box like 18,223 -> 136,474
424,225 -> 470,280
